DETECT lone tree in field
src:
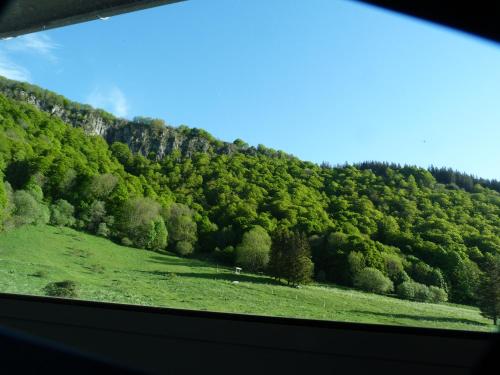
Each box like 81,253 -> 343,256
269,228 -> 313,286
235,226 -> 272,272
476,255 -> 500,325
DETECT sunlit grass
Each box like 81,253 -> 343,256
0,225 -> 494,332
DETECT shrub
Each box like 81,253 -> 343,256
0,179 -> 9,228
396,281 -> 416,300
396,280 -> 445,303
121,237 -> 133,246
396,280 -> 449,303
395,270 -> 411,284
75,219 -> 86,230
88,173 -> 118,199
414,282 -> 432,302
429,285 -> 448,303
175,240 -> 194,256
97,222 -> 110,238
118,198 -> 163,249
347,251 -> 365,279
81,200 -> 106,232
12,190 -> 49,226
149,217 -> 168,250
43,280 -> 78,298
382,253 -> 404,282
353,267 -> 394,294
50,199 -> 75,227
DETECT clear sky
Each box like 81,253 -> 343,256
1,0 -> 500,179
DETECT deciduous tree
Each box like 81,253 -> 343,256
235,226 -> 271,271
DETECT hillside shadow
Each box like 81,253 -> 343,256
147,255 -> 223,269
134,270 -> 178,280
349,310 -> 488,327
137,269 -> 280,286
314,283 -> 356,292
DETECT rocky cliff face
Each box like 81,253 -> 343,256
0,77 -> 251,160
106,123 -> 214,159
3,86 -> 124,137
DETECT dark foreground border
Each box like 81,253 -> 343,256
0,0 -> 499,373
0,292 -> 496,374
0,291 -> 494,339
0,0 -> 185,39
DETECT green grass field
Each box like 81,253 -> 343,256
0,225 -> 495,332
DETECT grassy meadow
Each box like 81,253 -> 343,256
0,225 -> 495,332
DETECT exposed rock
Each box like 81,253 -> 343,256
0,77 -> 284,161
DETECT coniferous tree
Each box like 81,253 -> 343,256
284,231 -> 314,286
269,228 -> 313,286
268,227 -> 288,282
476,255 -> 500,325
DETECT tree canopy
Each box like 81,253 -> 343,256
0,79 -> 499,307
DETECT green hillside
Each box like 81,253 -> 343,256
0,225 -> 493,332
0,76 -> 500,326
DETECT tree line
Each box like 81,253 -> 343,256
0,88 -> 499,323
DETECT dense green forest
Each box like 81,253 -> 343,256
0,76 -> 499,311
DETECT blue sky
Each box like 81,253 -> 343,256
1,0 -> 500,179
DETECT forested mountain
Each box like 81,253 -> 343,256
356,161 -> 500,194
1,75 -> 499,307
0,76 -> 282,160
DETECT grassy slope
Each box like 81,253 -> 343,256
0,225 -> 494,332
